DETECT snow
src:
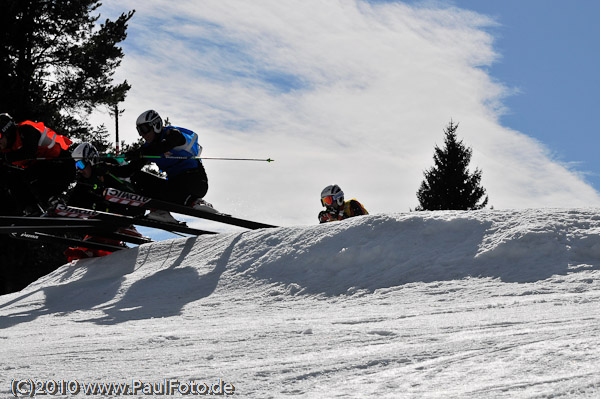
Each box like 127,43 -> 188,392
1,209 -> 600,398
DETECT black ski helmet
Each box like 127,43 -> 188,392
0,113 -> 16,139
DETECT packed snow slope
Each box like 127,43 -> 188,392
1,209 -> 600,398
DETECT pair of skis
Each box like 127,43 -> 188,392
102,188 -> 276,230
0,188 -> 276,253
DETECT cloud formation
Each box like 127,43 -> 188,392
95,0 -> 600,226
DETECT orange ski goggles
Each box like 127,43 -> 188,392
321,192 -> 343,207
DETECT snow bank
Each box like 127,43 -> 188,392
13,208 -> 600,303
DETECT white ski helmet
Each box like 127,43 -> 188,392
72,142 -> 99,169
321,184 -> 344,208
136,110 -> 163,135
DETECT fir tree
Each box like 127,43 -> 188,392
0,0 -> 134,139
416,121 -> 488,211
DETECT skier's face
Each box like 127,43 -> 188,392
0,134 -> 7,150
140,130 -> 156,143
80,165 -> 92,179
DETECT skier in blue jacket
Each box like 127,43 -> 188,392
123,110 -> 213,222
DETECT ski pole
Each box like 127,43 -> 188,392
105,154 -> 274,162
139,155 -> 274,162
28,155 -> 275,162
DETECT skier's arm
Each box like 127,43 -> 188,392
62,176 -> 89,207
319,210 -> 341,223
121,128 -> 187,175
140,128 -> 186,156
318,210 -> 331,223
114,157 -> 147,177
349,200 -> 368,216
94,159 -> 123,177
121,128 -> 186,169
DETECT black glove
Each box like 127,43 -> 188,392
94,162 -> 109,176
124,149 -> 143,161
45,196 -> 65,212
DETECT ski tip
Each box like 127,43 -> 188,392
194,205 -> 221,214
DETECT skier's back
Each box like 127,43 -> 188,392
0,113 -> 74,215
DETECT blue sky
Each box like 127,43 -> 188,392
453,0 -> 600,189
97,0 -> 600,234
394,0 -> 600,187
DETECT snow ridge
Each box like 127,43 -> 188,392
7,209 -> 600,315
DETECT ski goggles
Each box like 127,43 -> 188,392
136,122 -> 154,136
75,160 -> 89,170
321,192 -> 343,207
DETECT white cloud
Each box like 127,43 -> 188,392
93,0 -> 600,227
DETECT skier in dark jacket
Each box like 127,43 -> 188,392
62,142 -> 145,218
58,142 -> 143,259
0,113 -> 74,215
318,184 -> 368,223
121,109 -> 213,223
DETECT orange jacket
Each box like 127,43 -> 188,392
4,121 -> 72,168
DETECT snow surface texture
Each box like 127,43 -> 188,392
1,209 -> 600,398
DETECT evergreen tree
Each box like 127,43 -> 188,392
0,0 -> 134,138
74,123 -> 112,153
416,121 -> 488,211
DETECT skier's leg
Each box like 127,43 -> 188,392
26,159 -> 75,208
2,167 -> 41,214
166,167 -> 209,205
130,170 -> 170,200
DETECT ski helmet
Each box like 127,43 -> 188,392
321,184 -> 344,208
0,113 -> 16,139
72,142 -> 99,170
136,110 -> 163,136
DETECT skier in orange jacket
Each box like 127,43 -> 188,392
0,113 -> 74,215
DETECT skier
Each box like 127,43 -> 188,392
63,142 -> 145,219
318,184 -> 368,223
122,110 -> 212,223
0,113 -> 74,215
61,142 -> 143,261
